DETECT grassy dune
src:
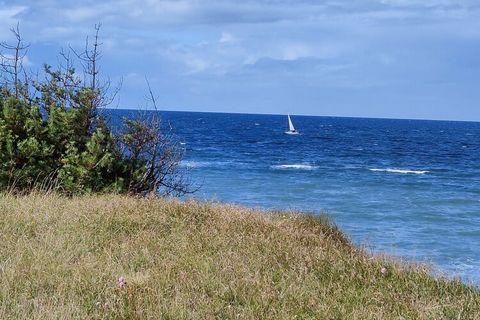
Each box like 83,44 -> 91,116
0,194 -> 478,319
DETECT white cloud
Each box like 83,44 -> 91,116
0,5 -> 27,37
219,32 -> 237,44
379,0 -> 464,6
12,0 -> 480,43
280,43 -> 313,60
185,57 -> 210,73
0,5 -> 27,20
0,54 -> 32,67
63,6 -> 105,22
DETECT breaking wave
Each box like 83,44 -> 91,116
271,164 -> 318,170
369,168 -> 429,175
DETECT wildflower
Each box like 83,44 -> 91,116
381,267 -> 387,275
117,276 -> 126,289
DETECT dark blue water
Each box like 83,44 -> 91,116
111,110 -> 480,284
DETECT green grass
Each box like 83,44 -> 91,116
0,193 -> 478,319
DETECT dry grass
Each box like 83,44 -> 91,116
0,193 -> 478,319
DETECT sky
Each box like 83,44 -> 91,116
1,0 -> 480,121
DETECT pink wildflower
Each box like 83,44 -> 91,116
380,267 -> 387,275
117,276 -> 126,289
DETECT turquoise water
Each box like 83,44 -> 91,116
113,110 -> 480,284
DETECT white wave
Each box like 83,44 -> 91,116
271,164 -> 318,170
369,168 -> 429,175
180,160 -> 239,168
180,161 -> 212,168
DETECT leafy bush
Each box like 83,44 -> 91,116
0,25 -> 189,196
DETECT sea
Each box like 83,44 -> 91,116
111,109 -> 480,285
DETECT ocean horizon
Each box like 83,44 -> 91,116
110,107 -> 480,124
111,109 -> 480,285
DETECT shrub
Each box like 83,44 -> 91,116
0,24 -> 190,196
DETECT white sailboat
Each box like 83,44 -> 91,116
285,114 -> 299,135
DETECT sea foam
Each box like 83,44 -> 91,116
369,168 -> 429,174
180,160 -> 210,168
271,164 -> 318,170
180,160 -> 240,168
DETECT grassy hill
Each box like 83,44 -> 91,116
0,194 -> 478,319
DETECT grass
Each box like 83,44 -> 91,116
0,193 -> 478,319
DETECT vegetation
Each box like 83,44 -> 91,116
0,193 -> 478,319
0,24 -> 189,196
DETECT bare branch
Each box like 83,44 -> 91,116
145,77 -> 159,112
0,22 -> 30,98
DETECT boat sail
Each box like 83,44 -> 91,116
285,114 -> 299,135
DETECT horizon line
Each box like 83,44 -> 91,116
105,106 -> 480,124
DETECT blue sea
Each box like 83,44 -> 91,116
112,110 -> 480,285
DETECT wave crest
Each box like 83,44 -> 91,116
369,168 -> 429,174
271,164 -> 318,170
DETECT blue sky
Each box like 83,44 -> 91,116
1,0 -> 480,121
